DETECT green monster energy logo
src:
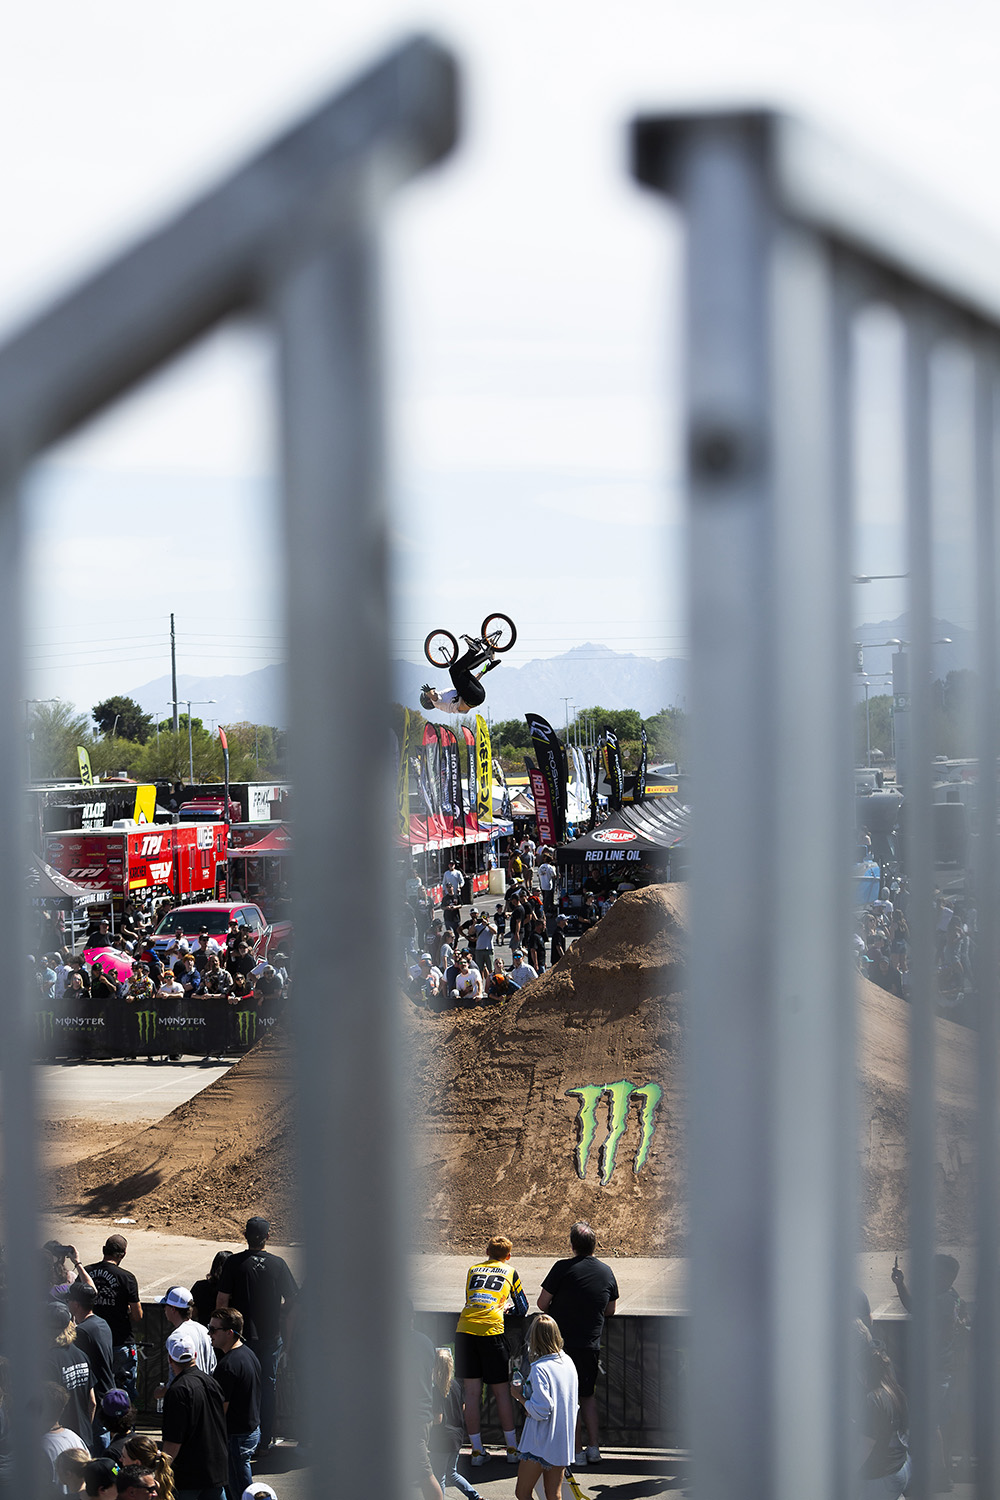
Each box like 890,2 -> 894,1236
566,1080 -> 663,1185
135,1010 -> 157,1045
38,1012 -> 55,1042
235,1010 -> 257,1047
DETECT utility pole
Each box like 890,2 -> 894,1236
170,613 -> 179,734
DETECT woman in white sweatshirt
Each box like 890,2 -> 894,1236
512,1314 -> 579,1500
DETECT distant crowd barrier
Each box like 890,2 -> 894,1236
34,996 -> 284,1060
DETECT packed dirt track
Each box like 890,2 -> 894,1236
45,884 -> 978,1257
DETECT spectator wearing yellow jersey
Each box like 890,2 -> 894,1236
455,1235 -> 529,1468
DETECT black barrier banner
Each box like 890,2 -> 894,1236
603,728 -> 624,811
635,725 -> 648,805
34,999 -> 283,1060
525,713 -> 567,842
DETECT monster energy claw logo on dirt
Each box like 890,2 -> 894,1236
566,1080 -> 663,1185
236,1010 -> 257,1047
135,1010 -> 157,1045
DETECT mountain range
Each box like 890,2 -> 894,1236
124,615 -> 971,731
126,643 -> 688,730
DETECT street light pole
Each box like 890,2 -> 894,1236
169,698 -> 216,783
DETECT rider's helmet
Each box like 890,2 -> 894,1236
420,687 -> 435,711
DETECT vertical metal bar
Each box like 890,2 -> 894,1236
901,302 -> 938,1500
274,215 -> 405,1496
769,233 -> 858,1500
972,336 -> 1000,1500
675,118 -> 775,1500
0,468 -> 45,1496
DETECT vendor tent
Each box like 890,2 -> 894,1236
557,793 -> 690,872
27,852 -> 107,909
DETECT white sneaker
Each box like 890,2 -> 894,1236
574,1450 -> 588,1466
585,1446 -> 601,1463
470,1449 -> 488,1467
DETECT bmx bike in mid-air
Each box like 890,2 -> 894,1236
423,612 -> 517,669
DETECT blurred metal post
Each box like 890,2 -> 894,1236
0,36 -> 457,1497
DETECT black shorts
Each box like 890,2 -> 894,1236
566,1346 -> 600,1398
455,1330 -> 510,1386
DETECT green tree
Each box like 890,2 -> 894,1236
92,695 -> 154,744
26,700 -> 92,780
141,717 -> 224,782
491,718 -> 532,751
576,706 -> 643,743
87,736 -> 146,779
643,707 -> 687,765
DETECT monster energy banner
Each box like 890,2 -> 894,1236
525,713 -> 567,842
634,725 -> 648,805
494,758 -> 512,821
34,998 -> 283,1060
603,728 -> 624,811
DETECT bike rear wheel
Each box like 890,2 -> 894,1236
424,628 -> 459,667
481,612 -> 517,652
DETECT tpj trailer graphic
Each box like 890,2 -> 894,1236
567,1080 -> 663,1185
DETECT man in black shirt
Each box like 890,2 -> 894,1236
538,1220 -> 619,1466
85,1234 -> 143,1403
67,1283 -> 115,1446
161,1328 -> 228,1499
216,1217 -> 297,1456
209,1306 -> 262,1500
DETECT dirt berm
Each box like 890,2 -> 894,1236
47,886 -> 978,1257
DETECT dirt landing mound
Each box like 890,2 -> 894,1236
408,884 -> 684,1258
47,1032 -> 297,1243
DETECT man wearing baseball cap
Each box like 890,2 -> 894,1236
216,1218 -> 297,1457
160,1286 -> 215,1375
85,1235 -> 143,1404
161,1329 -> 228,1498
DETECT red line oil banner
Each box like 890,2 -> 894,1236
420,724 -> 446,840
603,728 -> 624,811
396,710 -> 411,841
462,726 -> 477,832
525,713 -> 567,842
529,768 -> 556,846
634,725 -> 648,804
475,714 -> 492,830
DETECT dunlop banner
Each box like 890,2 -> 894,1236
77,746 -> 94,786
474,714 -> 492,830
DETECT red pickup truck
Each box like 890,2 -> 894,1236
142,900 -> 291,966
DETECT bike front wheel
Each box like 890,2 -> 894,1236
424,628 -> 459,667
481,613 -> 517,652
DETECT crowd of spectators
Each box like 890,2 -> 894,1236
403,837 -> 574,1009
15,1222 -> 296,1498
30,904 -> 289,1016
853,871 -> 977,1019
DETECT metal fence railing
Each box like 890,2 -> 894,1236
0,36 -> 457,1497
633,109 -> 1000,1500
4,47 -> 999,1500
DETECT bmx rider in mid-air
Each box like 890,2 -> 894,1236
421,635 -> 501,714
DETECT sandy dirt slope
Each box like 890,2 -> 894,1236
44,886 -> 978,1256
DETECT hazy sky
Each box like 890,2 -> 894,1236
8,0 -> 997,714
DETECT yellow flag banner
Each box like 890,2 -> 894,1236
133,785 -> 157,824
397,710 -> 411,841
475,714 -> 492,830
77,746 -> 93,786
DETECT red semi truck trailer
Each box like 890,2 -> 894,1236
43,822 -> 229,907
